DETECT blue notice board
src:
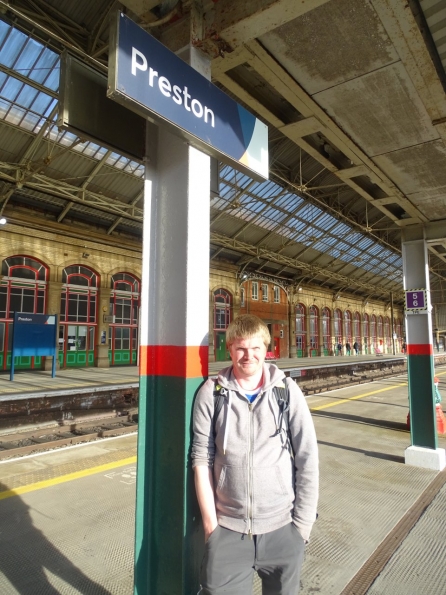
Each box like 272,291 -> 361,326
10,313 -> 58,380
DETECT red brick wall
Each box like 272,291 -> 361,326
239,280 -> 289,357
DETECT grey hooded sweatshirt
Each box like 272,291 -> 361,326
192,363 -> 319,541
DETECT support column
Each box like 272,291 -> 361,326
402,236 -> 445,470
134,46 -> 211,595
331,305 -> 336,356
289,289 -> 296,358
390,291 -> 396,356
44,281 -> 62,371
95,288 -> 111,368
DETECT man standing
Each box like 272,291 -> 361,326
192,315 -> 319,595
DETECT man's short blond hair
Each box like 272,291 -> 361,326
226,314 -> 271,348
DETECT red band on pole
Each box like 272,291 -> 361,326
407,344 -> 433,356
140,345 -> 208,378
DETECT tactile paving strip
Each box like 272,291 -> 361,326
365,478 -> 446,595
291,436 -> 439,594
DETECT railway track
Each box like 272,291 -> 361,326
2,362 -> 442,461
0,416 -> 138,461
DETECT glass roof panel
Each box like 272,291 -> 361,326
216,165 -> 403,284
0,19 -> 144,178
0,26 -> 28,67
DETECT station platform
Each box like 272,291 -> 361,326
0,354 -> 407,402
0,369 -> 445,594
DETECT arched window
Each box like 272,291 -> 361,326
396,318 -> 403,351
0,255 -> 48,370
321,307 -> 331,354
109,273 -> 140,366
295,304 -> 306,356
353,312 -> 361,343
214,288 -> 232,362
377,316 -> 383,341
334,308 -> 342,344
214,288 -> 232,330
344,310 -> 352,344
110,273 -> 139,294
384,316 -> 391,352
309,305 -> 318,355
240,287 -> 245,307
371,314 -> 377,348
363,313 -> 369,353
396,318 -> 402,340
60,265 -> 99,367
0,255 -> 48,318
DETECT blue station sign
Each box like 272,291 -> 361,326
108,13 -> 269,180
10,313 -> 58,380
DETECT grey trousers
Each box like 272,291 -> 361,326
199,523 -> 306,595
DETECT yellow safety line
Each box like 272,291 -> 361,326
0,455 -> 137,501
310,382 -> 408,411
310,369 -> 446,412
1,369 -> 445,501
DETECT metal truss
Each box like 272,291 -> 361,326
0,161 -> 143,221
210,231 -> 403,300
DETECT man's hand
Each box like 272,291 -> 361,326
204,520 -> 219,542
194,466 -> 218,543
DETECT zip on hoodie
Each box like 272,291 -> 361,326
248,401 -> 254,539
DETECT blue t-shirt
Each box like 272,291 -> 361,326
244,390 -> 260,403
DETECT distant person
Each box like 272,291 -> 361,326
353,341 -> 359,355
192,314 -> 319,595
345,342 -> 351,356
337,342 -> 342,356
402,342 -> 406,354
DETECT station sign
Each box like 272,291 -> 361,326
108,13 -> 269,180
14,314 -> 56,325
11,312 -> 58,380
405,289 -> 428,312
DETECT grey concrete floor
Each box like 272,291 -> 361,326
0,370 -> 445,594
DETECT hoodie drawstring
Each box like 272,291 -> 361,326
222,389 -> 232,455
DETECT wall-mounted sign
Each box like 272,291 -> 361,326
108,13 -> 269,180
405,289 -> 427,312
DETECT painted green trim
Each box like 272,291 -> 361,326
134,375 -> 204,595
4,354 -> 42,370
407,354 -> 437,449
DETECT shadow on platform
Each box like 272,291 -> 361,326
0,482 -> 112,595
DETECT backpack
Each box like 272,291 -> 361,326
212,380 -> 294,456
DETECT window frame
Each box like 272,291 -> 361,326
251,281 -> 258,301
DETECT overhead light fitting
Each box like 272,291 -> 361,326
0,218 -> 6,225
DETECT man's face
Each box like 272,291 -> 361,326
229,335 -> 267,382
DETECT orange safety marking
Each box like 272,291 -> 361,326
139,344 -> 208,378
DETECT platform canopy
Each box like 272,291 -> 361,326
1,0 -> 446,306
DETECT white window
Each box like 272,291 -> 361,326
240,287 -> 245,306
262,283 -> 268,301
274,286 -> 280,303
252,281 -> 258,300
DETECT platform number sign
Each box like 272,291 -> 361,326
405,289 -> 427,312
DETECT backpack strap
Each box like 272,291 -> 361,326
273,380 -> 294,457
212,380 -> 224,434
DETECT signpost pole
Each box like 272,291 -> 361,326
134,46 -> 211,594
52,315 -> 58,378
